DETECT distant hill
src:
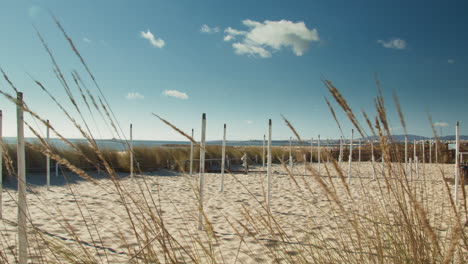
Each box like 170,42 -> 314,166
364,134 -> 468,142
438,135 -> 468,141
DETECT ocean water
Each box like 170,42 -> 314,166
2,137 -> 316,150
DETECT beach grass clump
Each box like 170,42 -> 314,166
1,138 -> 462,181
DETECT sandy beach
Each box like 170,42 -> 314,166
0,161 -> 464,263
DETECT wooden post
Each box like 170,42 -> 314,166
303,154 -> 307,176
409,158 -> 413,181
429,140 -> 432,164
262,134 -> 266,169
358,139 -> 361,163
339,136 -> 343,162
455,121 -> 460,204
317,135 -> 321,174
435,139 -> 438,164
371,140 -> 376,180
338,137 -> 341,162
55,162 -> 59,177
405,135 -> 408,174
46,120 -> 50,189
413,139 -> 417,161
190,129 -> 194,177
347,129 -> 353,183
326,139 -> 330,163
310,137 -> 313,165
267,119 -> 272,208
198,113 -> 206,230
289,137 -> 293,172
0,110 -> 2,219
422,140 -> 425,163
130,124 -> 134,178
422,140 -> 425,174
244,152 -> 248,174
220,124 -> 226,192
17,92 -> 28,264
416,156 -> 420,179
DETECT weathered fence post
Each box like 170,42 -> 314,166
409,158 -> 413,181
347,129 -> 353,183
405,135 -> 408,174
17,92 -> 28,264
310,137 -> 313,167
46,120 -> 50,189
358,139 -> 361,163
130,124 -> 134,178
190,129 -> 194,177
371,140 -> 376,180
455,121 -> 460,204
339,136 -> 343,162
415,156 -> 419,179
289,137 -> 293,172
198,113 -> 206,231
303,154 -> 307,176
267,119 -> 272,208
0,110 -> 3,219
220,124 -> 226,192
422,140 -> 426,174
262,134 -> 266,169
429,139 -> 432,164
318,135 -> 321,174
244,153 -> 249,174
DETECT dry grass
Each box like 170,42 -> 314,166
0,17 -> 466,264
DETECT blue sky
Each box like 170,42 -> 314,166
0,0 -> 466,140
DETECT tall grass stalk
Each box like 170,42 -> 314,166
0,17 -> 465,264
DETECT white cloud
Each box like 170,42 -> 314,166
83,37 -> 92,44
200,24 -> 220,34
223,27 -> 246,41
448,59 -> 455,64
126,92 -> 144,100
163,90 -> 189,100
140,29 -> 165,48
233,42 -> 271,58
377,38 -> 407,50
224,35 -> 234,42
243,19 -> 262,28
224,19 -> 320,58
246,120 -> 253,124
28,5 -> 41,18
434,122 -> 449,128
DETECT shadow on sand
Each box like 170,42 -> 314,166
2,169 -> 181,190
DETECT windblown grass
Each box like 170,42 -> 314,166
0,17 -> 466,264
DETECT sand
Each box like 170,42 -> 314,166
0,162 -> 464,263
